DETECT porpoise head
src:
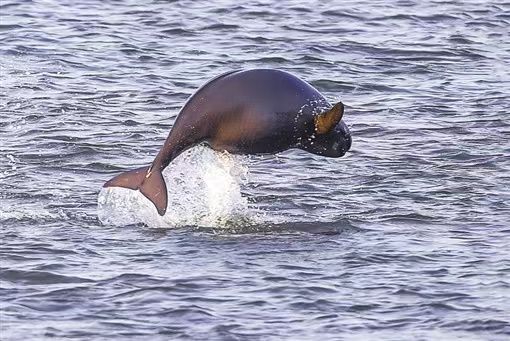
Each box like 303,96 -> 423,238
299,102 -> 352,157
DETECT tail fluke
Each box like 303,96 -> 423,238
103,166 -> 168,216
103,166 -> 149,190
139,168 -> 167,216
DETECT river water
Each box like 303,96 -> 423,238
1,0 -> 509,340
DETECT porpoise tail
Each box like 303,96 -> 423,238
103,166 -> 168,216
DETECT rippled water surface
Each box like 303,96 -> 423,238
1,0 -> 510,340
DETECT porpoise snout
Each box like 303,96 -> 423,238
344,132 -> 352,152
338,121 -> 352,154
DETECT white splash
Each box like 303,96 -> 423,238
97,145 -> 253,228
0,203 -> 68,221
1,154 -> 18,179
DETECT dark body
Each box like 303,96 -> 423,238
104,69 -> 352,215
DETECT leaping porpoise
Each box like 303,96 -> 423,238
104,69 -> 352,215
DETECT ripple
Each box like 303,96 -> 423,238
0,269 -> 92,285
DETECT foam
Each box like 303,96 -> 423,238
97,145 -> 254,228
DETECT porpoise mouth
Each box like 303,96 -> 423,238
336,132 -> 352,156
345,133 -> 352,152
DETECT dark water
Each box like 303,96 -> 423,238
1,0 -> 510,339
